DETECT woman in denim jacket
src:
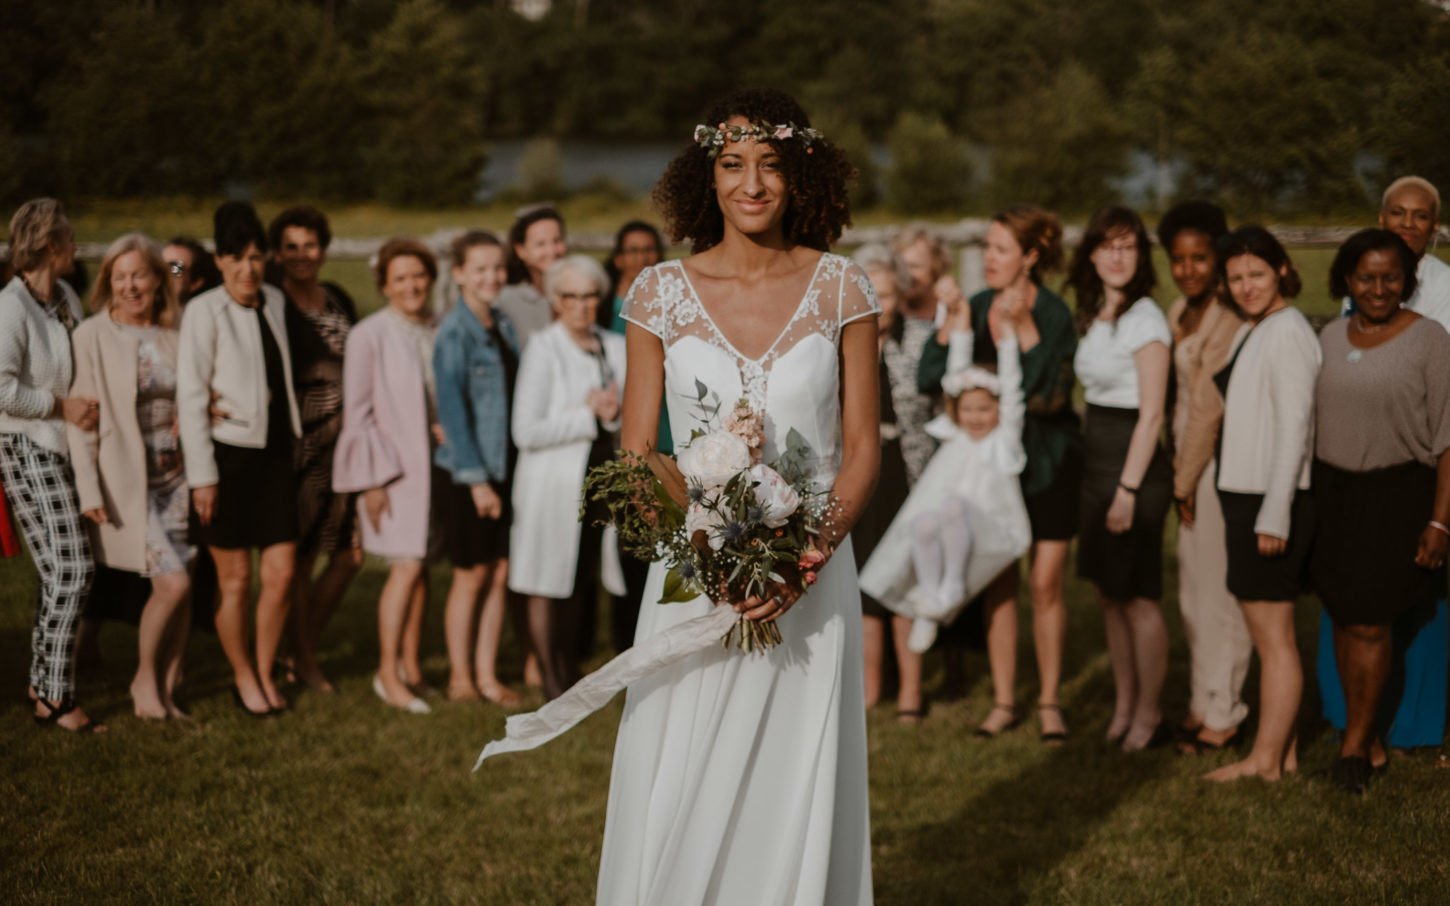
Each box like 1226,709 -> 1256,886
433,231 -> 523,706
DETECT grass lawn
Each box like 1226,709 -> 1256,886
3,520 -> 1448,905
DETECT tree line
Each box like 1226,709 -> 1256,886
3,0 -> 1447,214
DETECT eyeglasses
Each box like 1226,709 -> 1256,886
557,291 -> 601,303
1096,240 -> 1138,259
167,261 -> 188,276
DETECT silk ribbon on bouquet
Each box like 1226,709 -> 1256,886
474,604 -> 739,769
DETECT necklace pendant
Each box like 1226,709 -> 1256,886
1347,348 -> 1363,364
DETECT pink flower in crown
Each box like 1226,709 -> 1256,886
803,570 -> 818,586
773,125 -> 793,140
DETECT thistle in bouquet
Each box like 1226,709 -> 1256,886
581,381 -> 830,651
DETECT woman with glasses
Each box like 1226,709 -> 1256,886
1069,205 -> 1174,753
508,254 -> 625,701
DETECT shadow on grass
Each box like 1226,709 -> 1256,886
877,659 -> 1179,905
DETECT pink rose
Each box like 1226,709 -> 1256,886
774,125 -> 793,140
798,546 -> 827,571
803,570 -> 818,586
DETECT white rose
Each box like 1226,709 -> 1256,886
677,430 -> 751,489
685,502 -> 728,551
748,464 -> 801,528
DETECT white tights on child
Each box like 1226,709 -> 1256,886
907,496 -> 973,652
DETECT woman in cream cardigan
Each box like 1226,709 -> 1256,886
177,202 -> 302,717
510,255 -> 626,701
1204,226 -> 1320,784
70,235 -> 192,720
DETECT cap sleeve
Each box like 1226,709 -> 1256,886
1118,297 -> 1171,353
620,265 -> 672,342
838,258 -> 881,328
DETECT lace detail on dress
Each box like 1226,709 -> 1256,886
621,253 -> 880,410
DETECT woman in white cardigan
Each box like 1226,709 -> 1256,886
69,235 -> 192,720
510,255 -> 626,701
177,202 -> 302,717
1205,226 -> 1320,784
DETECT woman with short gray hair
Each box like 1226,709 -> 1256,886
509,253 -> 625,700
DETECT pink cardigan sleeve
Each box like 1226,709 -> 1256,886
332,321 -> 404,494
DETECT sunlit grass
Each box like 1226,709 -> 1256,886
3,525 -> 1447,904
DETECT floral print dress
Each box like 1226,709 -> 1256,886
120,324 -> 193,576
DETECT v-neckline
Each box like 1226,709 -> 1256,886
675,253 -> 827,364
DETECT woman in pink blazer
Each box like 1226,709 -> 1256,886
334,239 -> 442,714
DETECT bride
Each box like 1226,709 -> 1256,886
599,88 -> 879,905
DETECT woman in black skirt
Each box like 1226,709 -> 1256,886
1313,229 -> 1450,793
1204,227 -> 1319,784
177,202 -> 302,716
1068,206 -> 1174,753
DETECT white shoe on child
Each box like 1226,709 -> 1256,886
907,618 -> 938,654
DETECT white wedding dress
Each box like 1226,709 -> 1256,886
597,253 -> 877,905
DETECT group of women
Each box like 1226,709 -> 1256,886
0,196 -> 665,727
2,183 -> 1445,797
852,177 -> 1450,793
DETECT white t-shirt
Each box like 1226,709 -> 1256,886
1338,253 -> 1450,332
1074,296 -> 1171,409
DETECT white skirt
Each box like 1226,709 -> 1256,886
596,537 -> 873,906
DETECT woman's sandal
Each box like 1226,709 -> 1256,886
895,708 -> 926,725
974,703 -> 1019,738
34,698 -> 106,734
1038,703 -> 1068,745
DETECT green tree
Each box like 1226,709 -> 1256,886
361,0 -> 489,205
40,3 -> 195,196
885,112 -> 973,214
1174,26 -> 1367,213
987,61 -> 1129,213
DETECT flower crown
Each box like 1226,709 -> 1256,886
941,365 -> 1001,399
693,121 -> 824,159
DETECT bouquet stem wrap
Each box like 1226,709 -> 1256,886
474,604 -> 739,769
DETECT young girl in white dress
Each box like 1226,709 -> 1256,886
860,321 -> 1031,655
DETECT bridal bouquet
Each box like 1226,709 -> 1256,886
476,382 -> 830,766
582,380 -> 828,651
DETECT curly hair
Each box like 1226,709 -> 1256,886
652,88 -> 855,253
267,205 -> 333,252
1067,205 -> 1157,335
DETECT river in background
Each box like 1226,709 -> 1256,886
480,139 -> 1173,208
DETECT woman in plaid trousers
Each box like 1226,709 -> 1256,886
0,198 -> 103,732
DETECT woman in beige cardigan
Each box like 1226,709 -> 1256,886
69,235 -> 193,720
1160,203 -> 1253,754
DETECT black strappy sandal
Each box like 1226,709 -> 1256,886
34,698 -> 105,734
1038,703 -> 1068,746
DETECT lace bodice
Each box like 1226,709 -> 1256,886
622,253 -> 879,485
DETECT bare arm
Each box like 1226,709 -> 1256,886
1106,341 -> 1168,533
619,321 -> 665,456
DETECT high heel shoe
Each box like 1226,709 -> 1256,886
231,686 -> 276,718
373,674 -> 430,714
974,703 -> 1019,738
